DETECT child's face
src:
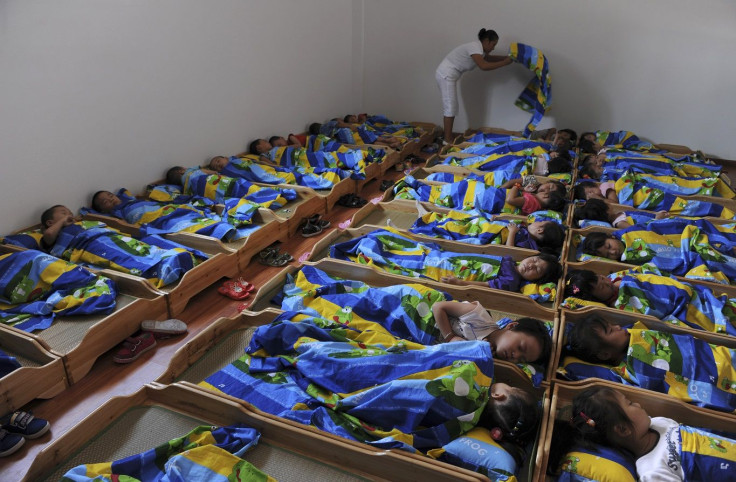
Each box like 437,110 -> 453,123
256,139 -> 273,154
517,256 -> 550,281
95,191 -> 121,212
209,156 -> 228,172
537,182 -> 562,195
345,115 -> 358,124
591,274 -> 617,302
583,185 -> 604,200
594,322 -> 630,362
492,328 -> 542,363
613,391 -> 651,438
527,221 -> 550,241
596,238 -> 625,260
49,206 -> 74,226
271,137 -> 288,147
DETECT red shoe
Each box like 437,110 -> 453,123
218,278 -> 254,300
113,332 -> 157,364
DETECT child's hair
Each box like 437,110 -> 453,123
480,386 -> 540,464
578,131 -> 595,147
308,122 -> 322,136
541,191 -> 567,212
566,315 -> 619,363
580,232 -> 614,257
535,253 -> 563,284
40,205 -> 64,229
91,191 -> 109,212
559,128 -> 578,145
578,139 -> 598,154
510,317 -> 553,365
578,163 -> 600,180
343,114 -> 353,123
573,199 -> 610,227
563,269 -> 598,300
268,135 -> 281,145
248,139 -> 262,155
166,166 -> 185,185
547,386 -> 634,474
536,222 -> 566,256
572,182 -> 597,201
547,157 -> 573,175
477,28 -> 499,42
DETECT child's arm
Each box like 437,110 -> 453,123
439,275 -> 491,288
505,223 -> 520,247
605,188 -> 618,202
431,301 -> 477,342
499,178 -> 522,189
41,215 -> 74,248
505,185 -> 526,208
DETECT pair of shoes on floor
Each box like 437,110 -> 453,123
0,411 -> 51,457
257,245 -> 292,267
300,214 -> 330,238
337,193 -> 367,208
405,154 -> 424,164
113,319 -> 187,364
421,143 -> 439,153
379,180 -> 394,191
218,277 -> 255,300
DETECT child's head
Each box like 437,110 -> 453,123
481,382 -> 541,455
166,166 -> 186,186
491,317 -> 552,365
308,122 -> 322,136
570,386 -> 652,454
580,232 -> 624,260
564,270 -> 617,304
578,131 -> 596,147
269,136 -> 288,147
536,180 -> 566,195
527,221 -> 565,254
572,198 -> 611,226
566,315 -> 630,364
41,205 -> 72,229
547,156 -> 573,175
248,138 -> 272,155
343,114 -> 358,123
557,128 -> 577,146
517,253 -> 561,284
208,156 -> 229,172
91,190 -> 121,213
536,190 -> 567,213
573,182 -> 604,201
578,139 -> 600,154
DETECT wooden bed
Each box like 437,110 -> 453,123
153,309 -> 549,481
26,382 -> 493,482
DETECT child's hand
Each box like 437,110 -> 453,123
440,275 -> 462,285
654,211 -> 668,220
64,215 -> 75,226
507,223 -> 519,236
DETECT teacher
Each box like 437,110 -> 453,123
435,28 -> 513,144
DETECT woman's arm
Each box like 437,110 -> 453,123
471,54 -> 513,71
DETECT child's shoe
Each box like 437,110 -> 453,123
140,319 -> 188,337
0,429 -> 24,457
113,332 -> 157,364
2,411 -> 50,439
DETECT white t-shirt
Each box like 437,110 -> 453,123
449,301 -> 497,340
636,417 -> 684,482
436,41 -> 484,80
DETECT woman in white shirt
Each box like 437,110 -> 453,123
435,28 -> 513,144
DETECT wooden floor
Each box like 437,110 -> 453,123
1,161 -> 419,482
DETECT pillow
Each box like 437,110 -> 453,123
427,427 -> 518,481
557,356 -> 623,383
557,444 -> 637,482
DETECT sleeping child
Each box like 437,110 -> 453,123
432,300 -> 551,364
579,218 -> 736,283
563,267 -> 736,336
553,385 -> 736,480
40,205 -> 206,288
563,315 -> 736,413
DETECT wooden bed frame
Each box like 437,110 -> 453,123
0,327 -> 67,413
154,308 -> 549,481
26,382 -> 494,482
538,381 -> 736,477
240,258 -> 558,382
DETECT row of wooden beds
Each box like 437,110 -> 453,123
0,123 -> 439,414
10,125 -> 736,480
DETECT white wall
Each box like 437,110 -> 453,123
0,0 -> 359,233
361,0 -> 736,158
